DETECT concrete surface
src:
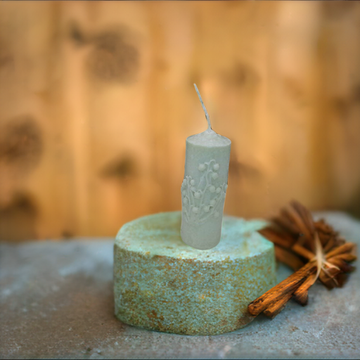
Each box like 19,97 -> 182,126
0,211 -> 359,359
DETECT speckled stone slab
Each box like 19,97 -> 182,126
114,211 -> 276,335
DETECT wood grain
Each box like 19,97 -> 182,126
0,1 -> 360,240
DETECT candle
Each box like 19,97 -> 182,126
181,84 -> 231,250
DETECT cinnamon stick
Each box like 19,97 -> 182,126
326,243 -> 356,259
248,262 -> 316,316
293,274 -> 316,305
248,200 -> 357,319
263,290 -> 294,319
274,246 -> 304,271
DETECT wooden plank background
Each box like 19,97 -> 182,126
0,1 -> 360,241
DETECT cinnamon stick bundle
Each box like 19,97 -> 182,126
248,200 -> 357,319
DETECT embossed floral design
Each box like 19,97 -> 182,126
181,159 -> 228,224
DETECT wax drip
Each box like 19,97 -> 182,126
194,83 -> 212,130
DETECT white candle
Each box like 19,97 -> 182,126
181,85 -> 231,250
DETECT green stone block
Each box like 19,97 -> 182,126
114,211 -> 276,336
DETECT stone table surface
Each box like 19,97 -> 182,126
0,212 -> 359,359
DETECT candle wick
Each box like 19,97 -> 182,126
194,83 -> 212,130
